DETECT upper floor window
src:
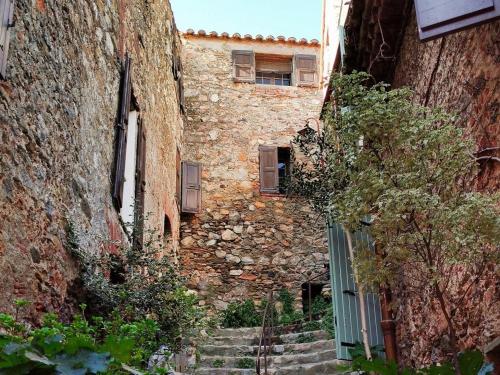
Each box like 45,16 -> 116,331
259,145 -> 291,194
255,54 -> 292,86
233,50 -> 317,87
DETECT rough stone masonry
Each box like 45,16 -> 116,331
0,0 -> 184,320
179,33 -> 329,310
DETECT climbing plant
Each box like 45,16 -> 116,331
289,72 -> 499,372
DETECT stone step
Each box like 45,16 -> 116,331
208,336 -> 258,346
278,330 -> 330,344
212,327 -> 261,337
200,339 -> 335,357
268,359 -> 344,375
200,349 -> 336,368
194,368 -> 256,375
206,330 -> 330,347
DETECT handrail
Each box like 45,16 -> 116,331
256,290 -> 274,375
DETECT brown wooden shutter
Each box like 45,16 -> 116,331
294,54 -> 317,86
0,0 -> 15,79
259,146 -> 278,193
415,0 -> 500,41
134,117 -> 146,249
181,161 -> 201,213
232,50 -> 255,82
112,54 -> 132,209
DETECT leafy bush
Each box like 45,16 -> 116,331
320,306 -> 335,339
302,320 -> 321,332
221,300 -> 260,328
277,289 -> 295,316
295,334 -> 315,344
212,359 -> 224,368
278,311 -> 304,326
235,357 -> 255,369
68,218 -> 212,351
0,307 -> 168,374
349,350 -> 492,375
310,296 -> 329,317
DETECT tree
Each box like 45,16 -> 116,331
289,72 -> 499,373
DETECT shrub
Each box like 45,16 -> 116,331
221,300 -> 260,328
320,306 -> 335,339
68,217 -> 212,352
235,357 -> 255,369
0,307 -> 168,374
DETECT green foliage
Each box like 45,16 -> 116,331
212,359 -> 225,368
310,295 -> 329,317
277,289 -> 295,315
69,215 -> 211,352
0,310 -> 163,374
295,334 -> 315,344
278,311 -> 304,326
235,357 -> 255,369
301,320 -> 321,332
320,306 -> 335,339
221,300 -> 260,328
290,71 -> 500,363
350,350 -> 490,375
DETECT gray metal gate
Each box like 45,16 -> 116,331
327,222 -> 384,360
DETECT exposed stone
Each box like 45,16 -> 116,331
181,236 -> 195,247
208,232 -> 221,240
241,256 -> 255,265
246,226 -> 256,234
229,269 -> 243,276
233,225 -> 244,234
206,239 -> 217,247
221,229 -> 238,241
225,254 -> 241,263
215,250 -> 227,258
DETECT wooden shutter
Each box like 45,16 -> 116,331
232,50 -> 255,82
112,54 -> 132,209
415,0 -> 500,41
134,118 -> 146,249
181,161 -> 201,213
327,222 -> 385,360
294,54 -> 317,86
0,0 -> 15,79
259,146 -> 278,193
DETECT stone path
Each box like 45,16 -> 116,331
194,326 -> 344,375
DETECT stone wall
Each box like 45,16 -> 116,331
0,0 -> 184,320
180,36 -> 328,310
391,15 -> 499,366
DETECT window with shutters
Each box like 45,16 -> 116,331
259,146 -> 291,194
181,161 -> 202,213
255,54 -> 292,86
0,0 -> 15,79
232,50 -> 317,87
415,0 -> 500,41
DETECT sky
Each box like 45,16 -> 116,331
170,0 -> 322,41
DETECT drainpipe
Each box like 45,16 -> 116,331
375,245 -> 398,362
379,286 -> 398,362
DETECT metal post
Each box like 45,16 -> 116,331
308,282 -> 312,322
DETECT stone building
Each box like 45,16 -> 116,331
322,0 -> 499,367
0,0 -> 185,319
179,30 -> 329,310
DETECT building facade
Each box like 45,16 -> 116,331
179,31 -> 329,310
322,0 -> 499,366
0,0 -> 184,320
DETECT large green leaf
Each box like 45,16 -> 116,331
458,350 -> 484,375
53,350 -> 110,375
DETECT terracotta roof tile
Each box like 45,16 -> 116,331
183,30 -> 319,46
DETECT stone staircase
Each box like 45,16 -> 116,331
194,326 -> 343,375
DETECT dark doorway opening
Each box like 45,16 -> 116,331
301,282 -> 329,319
